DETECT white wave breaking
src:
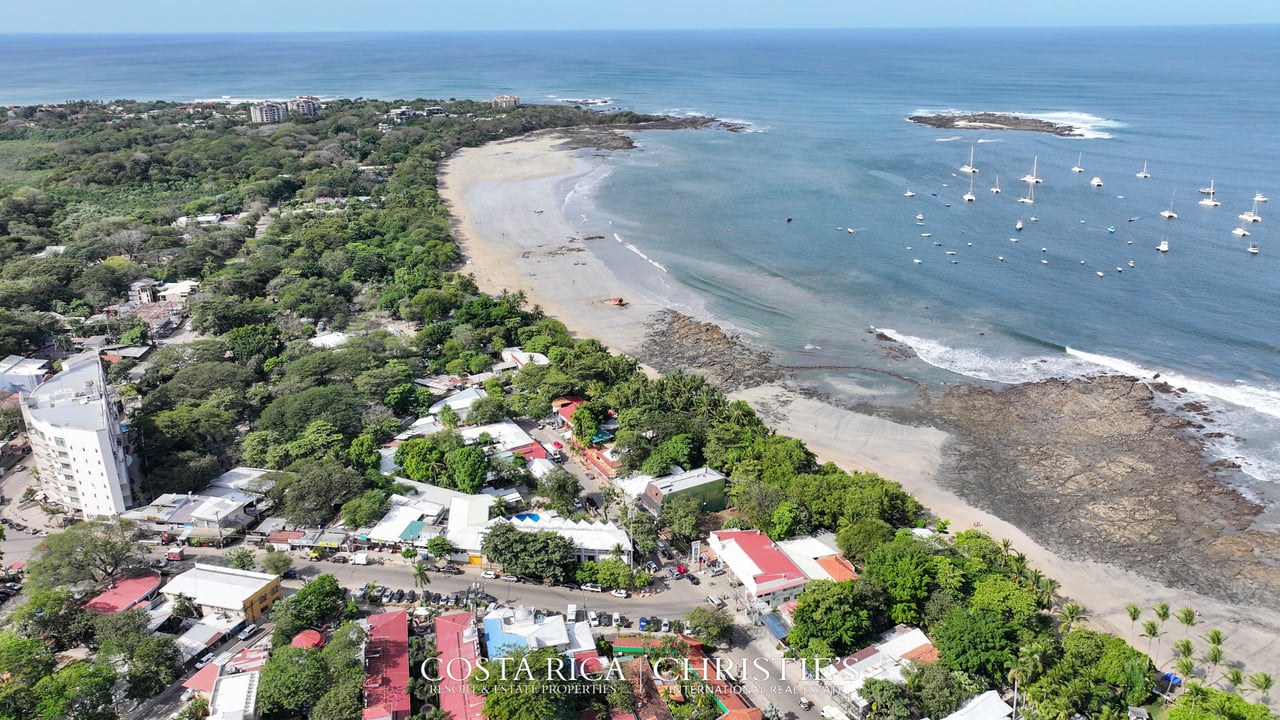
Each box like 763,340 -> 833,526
615,233 -> 668,273
871,328 -> 1280,485
910,107 -> 1125,139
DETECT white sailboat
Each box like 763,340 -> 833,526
1021,156 -> 1042,184
1198,180 -> 1220,207
1232,226 -> 1251,237
1018,183 -> 1035,205
963,173 -> 976,202
1254,191 -> 1269,203
960,146 -> 979,174
1136,161 -> 1151,179
1071,152 -> 1084,173
1248,241 -> 1259,255
1090,177 -> 1104,187
1157,237 -> 1169,252
990,175 -> 1002,194
1160,190 -> 1178,219
1239,197 -> 1262,223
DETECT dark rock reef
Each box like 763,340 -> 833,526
909,112 -> 1084,137
638,310 -> 789,392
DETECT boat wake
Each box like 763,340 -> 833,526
933,135 -> 964,142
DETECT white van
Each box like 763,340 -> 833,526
611,611 -> 621,627
588,610 -> 600,626
705,594 -> 726,608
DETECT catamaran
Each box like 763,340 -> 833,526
990,176 -> 1002,194
1239,197 -> 1262,223
1071,153 -> 1084,173
1198,180 -> 1220,207
1018,183 -> 1035,205
963,173 -> 976,203
960,146 -> 978,174
1160,190 -> 1178,219
1090,177 -> 1103,188
1136,161 -> 1151,179
1021,156 -> 1042,184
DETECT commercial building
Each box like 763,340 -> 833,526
491,95 -> 520,108
20,352 -> 134,517
776,534 -> 859,582
707,529 -> 809,608
640,467 -> 727,514
482,605 -> 596,660
249,102 -> 287,124
361,610 -> 411,720
820,626 -> 939,717
209,669 -> 261,720
161,564 -> 282,622
82,573 -> 163,614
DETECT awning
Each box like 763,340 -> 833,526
399,520 -> 426,541
761,612 -> 790,642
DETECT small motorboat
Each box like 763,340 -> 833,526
904,189 -> 916,197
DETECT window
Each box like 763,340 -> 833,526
54,437 -> 66,448
60,462 -> 72,471
57,451 -> 69,459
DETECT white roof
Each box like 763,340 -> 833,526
501,515 -> 631,554
0,355 -> 49,375
162,564 -> 277,611
445,494 -> 496,552
527,457 -> 557,480
210,670 -> 259,720
777,534 -> 844,581
612,473 -> 656,500
208,467 -> 273,494
942,691 -> 1013,720
20,352 -> 112,430
308,331 -> 352,348
459,420 -> 535,452
162,279 -> 201,295
365,503 -> 434,544
429,387 -> 487,416
877,627 -> 933,661
500,348 -> 550,367
648,467 -> 725,495
394,415 -> 445,441
484,606 -> 569,650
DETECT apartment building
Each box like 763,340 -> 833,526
20,352 -> 134,517
249,102 -> 287,124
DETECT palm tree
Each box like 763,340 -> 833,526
1201,627 -> 1226,648
1056,602 -> 1087,634
1140,620 -> 1164,661
1152,603 -> 1172,665
1175,655 -> 1198,684
1035,576 -> 1062,611
1246,671 -> 1273,703
412,561 -> 432,592
1124,603 -> 1143,645
1223,667 -> 1245,694
1174,607 -> 1199,637
1203,645 -> 1224,686
1172,638 -> 1194,660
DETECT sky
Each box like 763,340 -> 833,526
4,0 -> 1278,33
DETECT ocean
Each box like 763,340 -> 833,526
3,28 -> 1279,495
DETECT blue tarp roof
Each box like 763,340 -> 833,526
761,613 -> 789,642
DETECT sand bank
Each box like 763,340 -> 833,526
438,131 -> 1280,686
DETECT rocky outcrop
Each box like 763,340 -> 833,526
908,112 -> 1084,137
638,310 -> 789,391
922,376 -> 1280,605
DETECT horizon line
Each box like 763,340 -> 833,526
3,23 -> 1280,35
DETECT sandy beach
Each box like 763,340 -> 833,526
438,130 -> 1280,688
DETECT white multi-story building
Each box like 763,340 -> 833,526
287,95 -> 320,115
20,352 -> 134,518
249,102 -> 287,124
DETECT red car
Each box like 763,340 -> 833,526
675,564 -> 688,575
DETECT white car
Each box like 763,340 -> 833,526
481,570 -> 497,579
581,582 -> 603,592
194,653 -> 215,669
610,588 -> 629,598
500,574 -> 519,582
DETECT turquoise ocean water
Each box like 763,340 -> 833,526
3,28 -> 1279,494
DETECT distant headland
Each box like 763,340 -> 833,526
908,111 -> 1084,137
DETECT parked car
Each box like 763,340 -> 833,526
237,623 -> 259,641
686,574 -> 700,586
705,595 -> 726,608
572,497 -> 584,510
581,582 -> 603,592
282,568 -> 299,580
481,570 -> 497,579
645,561 -> 660,573
380,588 -> 395,604
610,588 -> 629,598
611,612 -> 621,627
393,589 -> 406,603
585,497 -> 598,509
405,590 -> 417,604
588,610 -> 600,626
195,653 -> 215,669
499,574 -> 519,582
661,618 -> 671,633
638,617 -> 648,631
799,697 -> 814,711
560,582 -> 580,591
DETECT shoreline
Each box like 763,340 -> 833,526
437,130 -> 1280,680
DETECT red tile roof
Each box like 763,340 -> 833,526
82,573 -> 162,614
556,399 -> 586,427
364,610 -> 411,720
901,643 -> 941,665
226,646 -> 270,673
435,612 -> 484,720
